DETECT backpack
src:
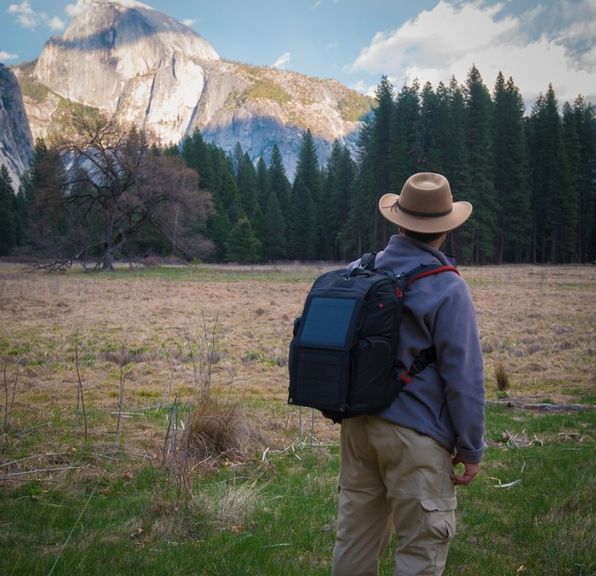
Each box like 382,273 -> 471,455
287,253 -> 458,422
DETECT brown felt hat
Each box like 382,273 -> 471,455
378,172 -> 472,233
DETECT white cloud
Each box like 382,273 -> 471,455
181,18 -> 195,27
349,0 -> 596,105
350,79 -> 376,96
8,0 -> 67,32
48,16 -> 66,31
272,52 -> 292,70
65,2 -> 85,18
0,51 -> 19,62
7,0 -> 38,29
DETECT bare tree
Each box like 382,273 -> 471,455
53,111 -> 212,270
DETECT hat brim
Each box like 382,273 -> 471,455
378,193 -> 472,233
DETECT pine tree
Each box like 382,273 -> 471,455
256,156 -> 269,210
342,120 -> 375,256
493,73 -> 531,262
268,144 -> 291,221
528,85 -> 565,262
264,186 -> 287,260
323,140 -> 356,259
419,81 -> 449,173
287,130 -> 320,259
573,96 -> 596,262
225,216 -> 261,263
369,76 -> 396,247
19,139 -> 68,255
181,130 -> 215,191
464,65 -> 497,263
0,165 -> 17,255
237,153 -> 259,220
390,80 -> 421,190
207,207 -> 231,261
444,77 -> 471,261
561,102 -> 580,262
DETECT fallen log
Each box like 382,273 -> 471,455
487,399 -> 595,412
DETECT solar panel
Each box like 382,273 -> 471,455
298,296 -> 358,348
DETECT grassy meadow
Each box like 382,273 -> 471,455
0,262 -> 594,575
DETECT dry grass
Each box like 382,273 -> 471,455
0,262 -> 594,460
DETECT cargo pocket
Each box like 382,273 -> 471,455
420,496 -> 457,541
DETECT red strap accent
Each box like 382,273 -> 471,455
407,265 -> 460,284
398,372 -> 412,385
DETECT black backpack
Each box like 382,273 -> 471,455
288,253 -> 458,421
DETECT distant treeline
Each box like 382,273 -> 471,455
0,65 -> 594,265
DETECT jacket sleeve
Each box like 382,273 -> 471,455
433,279 -> 485,463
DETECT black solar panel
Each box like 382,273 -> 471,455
298,297 -> 358,348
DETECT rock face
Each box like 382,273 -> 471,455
33,0 -> 218,145
16,0 -> 370,177
0,64 -> 33,188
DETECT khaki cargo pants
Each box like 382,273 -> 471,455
332,417 -> 457,576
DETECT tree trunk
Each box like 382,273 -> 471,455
101,250 -> 115,271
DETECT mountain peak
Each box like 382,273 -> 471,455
32,0 -> 218,125
55,0 -> 218,60
17,0 -> 367,177
73,0 -> 156,12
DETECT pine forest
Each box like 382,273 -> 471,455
1,65 -> 594,267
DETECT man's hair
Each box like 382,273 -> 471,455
402,228 -> 446,243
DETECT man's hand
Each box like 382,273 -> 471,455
451,455 -> 480,486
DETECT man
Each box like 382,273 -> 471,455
332,172 -> 485,576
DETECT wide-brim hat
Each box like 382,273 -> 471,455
378,172 -> 472,233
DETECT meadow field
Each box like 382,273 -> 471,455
0,262 -> 594,575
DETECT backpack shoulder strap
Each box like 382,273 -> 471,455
405,263 -> 460,285
359,252 -> 377,271
396,263 -> 459,386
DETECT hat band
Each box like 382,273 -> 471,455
395,199 -> 453,218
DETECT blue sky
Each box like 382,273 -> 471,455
1,0 -> 595,107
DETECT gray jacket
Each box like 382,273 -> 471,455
366,234 -> 485,463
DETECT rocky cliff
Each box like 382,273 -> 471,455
0,64 -> 33,188
13,0 -> 370,178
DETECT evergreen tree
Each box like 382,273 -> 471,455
464,65 -> 497,263
13,188 -> 27,247
268,144 -> 291,221
342,120 -> 375,256
493,73 -> 531,262
573,96 -> 596,262
561,101 -> 580,262
444,77 -> 471,260
207,208 -> 232,261
323,140 -> 356,259
250,202 -> 266,260
237,153 -> 259,220
390,80 -> 421,191
369,76 -> 396,247
256,156 -> 269,210
225,216 -> 261,263
19,139 -> 68,255
0,165 -> 17,255
181,130 -> 215,191
264,186 -> 287,260
528,85 -> 565,262
420,81 -> 450,174
287,130 -> 320,259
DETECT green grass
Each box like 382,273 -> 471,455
66,264 -> 325,284
1,407 -> 594,575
